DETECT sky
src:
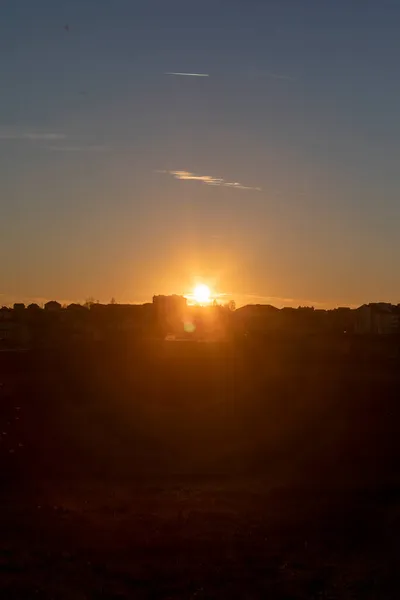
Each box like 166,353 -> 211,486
1,0 -> 400,308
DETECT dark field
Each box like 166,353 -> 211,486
1,341 -> 399,599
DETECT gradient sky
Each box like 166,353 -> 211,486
2,0 -> 400,307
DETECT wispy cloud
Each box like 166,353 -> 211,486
159,170 -> 261,192
47,145 -> 110,153
0,130 -> 66,141
164,72 -> 209,77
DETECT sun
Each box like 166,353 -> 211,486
193,284 -> 211,305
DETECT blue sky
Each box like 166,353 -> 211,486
1,0 -> 400,307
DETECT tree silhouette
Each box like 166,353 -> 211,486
84,297 -> 96,308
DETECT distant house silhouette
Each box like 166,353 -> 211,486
234,304 -> 280,334
355,303 -> 399,335
2,296 -> 399,348
27,303 -> 41,311
44,300 -> 62,312
67,303 -> 87,312
0,306 -> 30,348
153,295 -> 187,336
0,307 -> 13,321
13,303 -> 25,312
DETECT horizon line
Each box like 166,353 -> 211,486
1,298 -> 395,311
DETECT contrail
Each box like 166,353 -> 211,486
165,72 -> 209,77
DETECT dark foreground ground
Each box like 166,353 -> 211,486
0,340 -> 399,598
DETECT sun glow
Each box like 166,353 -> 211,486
193,284 -> 211,305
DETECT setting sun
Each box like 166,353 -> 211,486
193,284 -> 211,305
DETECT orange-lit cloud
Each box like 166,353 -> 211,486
160,170 -> 262,191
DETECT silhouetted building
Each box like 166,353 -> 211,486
67,303 -> 87,312
0,320 -> 30,349
44,300 -> 62,312
234,304 -> 281,334
13,303 -> 25,312
0,307 -> 12,321
27,303 -> 41,311
153,295 -> 187,336
355,304 -> 399,335
185,304 -> 230,341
